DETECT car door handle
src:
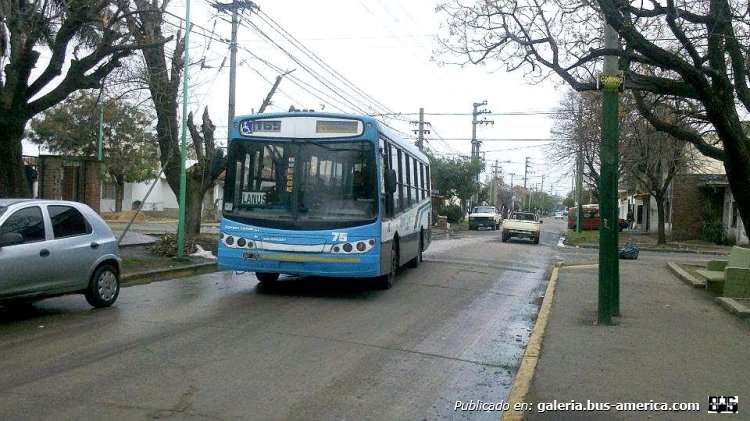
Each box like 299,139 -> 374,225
39,249 -> 50,257
90,242 -> 100,249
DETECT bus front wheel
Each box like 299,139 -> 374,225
256,272 -> 279,284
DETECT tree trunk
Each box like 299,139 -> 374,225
723,146 -> 750,243
0,118 -> 31,198
654,192 -> 667,245
115,176 -> 125,212
184,179 -> 206,237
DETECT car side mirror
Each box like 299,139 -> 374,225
0,232 -> 24,248
539,220 -> 543,224
384,169 -> 398,194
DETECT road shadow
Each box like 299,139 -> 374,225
254,275 -> 386,300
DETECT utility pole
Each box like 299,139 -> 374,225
598,22 -> 623,324
508,172 -> 516,213
490,160 -> 501,206
411,108 -> 430,151
471,101 -> 493,206
258,70 -> 294,113
523,157 -> 532,210
213,0 -> 259,140
472,101 -> 493,157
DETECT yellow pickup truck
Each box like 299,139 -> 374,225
501,211 -> 542,244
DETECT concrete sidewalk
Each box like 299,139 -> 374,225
506,257 -> 750,420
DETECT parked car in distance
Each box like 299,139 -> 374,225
0,199 -> 122,308
567,205 -> 628,231
554,211 -> 564,219
468,205 -> 502,231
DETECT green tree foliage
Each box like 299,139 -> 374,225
428,153 -> 483,213
0,0 -> 166,197
29,92 -> 159,211
562,192 -> 574,209
441,205 -> 463,223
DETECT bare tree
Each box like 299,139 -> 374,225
620,96 -> 700,244
437,0 -> 750,241
122,0 -> 224,237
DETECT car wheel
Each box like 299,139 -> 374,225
407,233 -> 423,268
256,272 -> 280,283
85,264 -> 120,308
501,234 -> 509,242
378,240 -> 399,290
533,236 -> 540,244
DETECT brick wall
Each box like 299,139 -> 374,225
672,174 -> 702,240
671,174 -> 724,240
39,156 -> 101,213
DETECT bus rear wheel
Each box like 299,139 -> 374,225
378,241 -> 399,290
407,232 -> 423,268
256,272 -> 279,284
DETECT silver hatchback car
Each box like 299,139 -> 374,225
0,199 -> 122,308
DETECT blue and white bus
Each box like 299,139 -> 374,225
217,112 -> 431,289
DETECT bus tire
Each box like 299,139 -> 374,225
378,240 -> 399,290
407,232 -> 423,268
256,272 -> 279,284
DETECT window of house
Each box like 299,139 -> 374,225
102,183 -> 116,200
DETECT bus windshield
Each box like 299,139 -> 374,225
223,139 -> 378,230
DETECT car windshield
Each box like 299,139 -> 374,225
473,206 -> 495,213
512,213 -> 536,221
223,139 -> 378,230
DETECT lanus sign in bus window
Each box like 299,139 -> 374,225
242,191 -> 267,205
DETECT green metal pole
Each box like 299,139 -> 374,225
576,101 -> 583,233
598,24 -> 622,324
177,0 -> 191,258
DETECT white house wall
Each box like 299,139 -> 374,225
723,191 -> 748,244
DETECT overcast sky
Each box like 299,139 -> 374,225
25,0 -> 574,196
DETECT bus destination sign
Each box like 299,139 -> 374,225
316,120 -> 359,134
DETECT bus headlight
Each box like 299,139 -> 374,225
221,233 -> 255,249
330,240 -> 375,254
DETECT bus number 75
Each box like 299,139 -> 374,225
332,232 -> 348,242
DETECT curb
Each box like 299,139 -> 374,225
715,297 -> 750,318
122,262 -> 217,286
666,263 -> 750,319
503,264 -> 561,421
566,242 -> 729,256
665,262 -> 705,288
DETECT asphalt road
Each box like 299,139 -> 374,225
0,218 -> 571,420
